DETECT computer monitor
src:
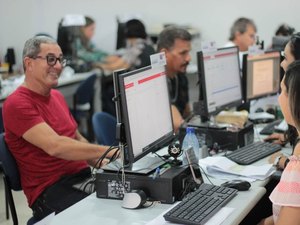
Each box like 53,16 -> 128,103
242,51 -> 281,102
271,36 -> 290,51
194,46 -> 243,119
113,65 -> 175,172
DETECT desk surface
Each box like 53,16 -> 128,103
0,70 -> 96,102
50,187 -> 266,225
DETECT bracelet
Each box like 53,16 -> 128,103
284,158 -> 290,168
273,155 -> 282,168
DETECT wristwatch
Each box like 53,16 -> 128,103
273,155 -> 282,168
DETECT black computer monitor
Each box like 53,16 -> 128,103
271,36 -> 290,52
194,46 -> 243,119
242,51 -> 281,102
114,65 -> 175,172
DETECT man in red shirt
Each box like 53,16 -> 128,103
2,36 -> 116,221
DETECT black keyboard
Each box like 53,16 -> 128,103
259,119 -> 282,135
163,183 -> 237,225
226,141 -> 282,165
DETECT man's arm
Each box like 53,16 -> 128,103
182,103 -> 192,119
23,122 -> 115,161
171,105 -> 184,133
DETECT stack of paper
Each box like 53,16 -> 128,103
199,156 -> 275,182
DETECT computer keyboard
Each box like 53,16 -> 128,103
163,183 -> 237,225
259,119 -> 282,135
225,141 -> 282,165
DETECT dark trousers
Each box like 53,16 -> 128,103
239,177 -> 279,225
31,168 -> 92,221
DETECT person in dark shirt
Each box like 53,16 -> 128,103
157,26 -> 192,132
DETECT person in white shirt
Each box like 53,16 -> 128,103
224,17 -> 257,67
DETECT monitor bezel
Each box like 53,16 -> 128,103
242,50 -> 281,102
196,46 -> 243,117
117,65 -> 175,164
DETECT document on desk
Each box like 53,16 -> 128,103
199,156 -> 275,181
146,204 -> 234,225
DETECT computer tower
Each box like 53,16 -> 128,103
180,121 -> 254,150
95,165 -> 199,204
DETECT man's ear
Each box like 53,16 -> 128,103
23,57 -> 32,72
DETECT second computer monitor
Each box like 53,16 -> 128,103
242,51 -> 281,102
117,65 -> 174,165
196,46 -> 243,117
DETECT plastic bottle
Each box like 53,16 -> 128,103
181,127 -> 201,165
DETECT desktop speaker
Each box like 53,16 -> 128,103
5,48 -> 15,73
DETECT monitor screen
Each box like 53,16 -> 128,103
272,36 -> 290,51
242,51 -> 281,101
117,65 -> 174,164
195,46 -> 242,117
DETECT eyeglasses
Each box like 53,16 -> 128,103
32,54 -> 67,67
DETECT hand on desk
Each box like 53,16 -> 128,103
264,133 -> 286,146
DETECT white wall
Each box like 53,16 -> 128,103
1,0 -> 299,70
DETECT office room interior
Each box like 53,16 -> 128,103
1,0 -> 299,68
0,0 -> 300,224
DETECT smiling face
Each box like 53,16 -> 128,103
24,43 -> 64,92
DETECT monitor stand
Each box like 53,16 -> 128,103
101,154 -> 166,175
187,115 -> 227,130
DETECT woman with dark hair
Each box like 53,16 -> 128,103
265,33 -> 300,170
99,18 -> 155,71
258,60 -> 300,225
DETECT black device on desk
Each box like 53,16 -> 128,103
103,65 -> 175,173
181,119 -> 254,150
225,141 -> 282,165
193,46 -> 243,123
241,51 -> 281,103
190,46 -> 254,150
259,119 -> 283,135
96,165 -> 200,203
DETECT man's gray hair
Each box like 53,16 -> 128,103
229,17 -> 257,41
157,26 -> 191,51
22,36 -> 57,71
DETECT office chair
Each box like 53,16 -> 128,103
92,112 -> 117,146
73,73 -> 98,142
0,133 -> 36,225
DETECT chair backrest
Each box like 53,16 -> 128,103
0,133 -> 21,191
92,112 -> 117,146
73,74 -> 97,110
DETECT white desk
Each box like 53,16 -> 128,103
0,70 -> 97,107
49,187 -> 266,225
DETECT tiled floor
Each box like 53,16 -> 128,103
0,172 -> 32,225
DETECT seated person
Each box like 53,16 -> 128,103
75,16 -> 108,64
2,36 -> 118,221
275,23 -> 295,37
224,17 -> 257,66
265,33 -> 300,170
95,18 -> 155,71
258,61 -> 300,225
157,26 -> 192,132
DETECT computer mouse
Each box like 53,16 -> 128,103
122,190 -> 147,209
221,180 -> 251,191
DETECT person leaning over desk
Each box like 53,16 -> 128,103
2,36 -> 118,221
258,61 -> 300,225
156,26 -> 192,132
266,33 -> 300,170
